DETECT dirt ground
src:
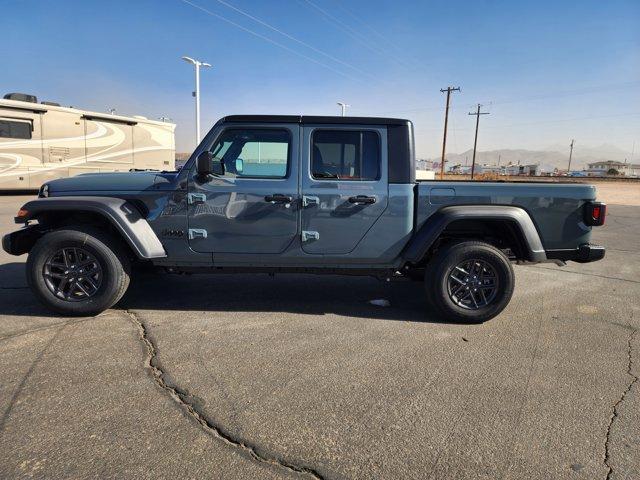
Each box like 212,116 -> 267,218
591,182 -> 640,206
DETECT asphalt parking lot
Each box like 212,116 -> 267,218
0,193 -> 638,480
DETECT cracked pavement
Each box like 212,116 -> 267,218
0,194 -> 638,479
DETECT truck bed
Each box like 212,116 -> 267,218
416,181 -> 597,251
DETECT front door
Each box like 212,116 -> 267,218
300,125 -> 388,254
187,124 -> 299,254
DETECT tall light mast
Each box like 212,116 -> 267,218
182,56 -> 212,145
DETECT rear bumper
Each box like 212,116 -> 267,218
546,244 -> 606,263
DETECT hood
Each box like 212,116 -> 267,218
45,171 -> 178,194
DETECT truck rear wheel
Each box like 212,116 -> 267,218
424,241 -> 514,323
26,227 -> 131,316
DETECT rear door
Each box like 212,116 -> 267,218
187,124 -> 299,254
300,125 -> 388,254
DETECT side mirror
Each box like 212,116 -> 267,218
196,151 -> 224,177
235,158 -> 244,174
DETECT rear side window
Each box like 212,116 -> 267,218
312,130 -> 380,181
0,119 -> 32,139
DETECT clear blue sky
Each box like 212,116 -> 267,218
3,0 -> 639,158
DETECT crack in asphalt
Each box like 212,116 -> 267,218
124,309 -> 324,480
603,328 -> 638,480
530,265 -> 640,285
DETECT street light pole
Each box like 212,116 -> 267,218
337,102 -> 350,116
182,56 -> 212,145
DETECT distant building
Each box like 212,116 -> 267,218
476,164 -> 502,175
504,164 -> 540,176
586,160 -> 640,177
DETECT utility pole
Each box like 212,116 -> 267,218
567,139 -> 575,173
439,86 -> 461,179
468,104 -> 490,180
337,102 -> 350,116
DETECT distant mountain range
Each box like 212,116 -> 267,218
420,144 -> 635,172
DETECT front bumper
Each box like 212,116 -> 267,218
2,227 -> 43,256
546,244 -> 606,263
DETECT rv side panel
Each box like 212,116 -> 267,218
0,108 -> 43,189
85,118 -> 135,170
132,122 -> 176,170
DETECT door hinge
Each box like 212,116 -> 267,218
302,195 -> 320,207
188,228 -> 208,240
301,230 -> 320,242
187,193 -> 207,205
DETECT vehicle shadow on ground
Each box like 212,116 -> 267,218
119,271 -> 450,324
0,263 -> 464,324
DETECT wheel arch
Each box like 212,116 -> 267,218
401,205 -> 546,265
6,197 -> 166,259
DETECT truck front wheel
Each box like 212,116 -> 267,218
424,241 -> 515,323
26,227 -> 131,316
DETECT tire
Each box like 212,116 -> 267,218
424,241 -> 514,323
26,226 -> 131,316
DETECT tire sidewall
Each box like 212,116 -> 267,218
428,242 -> 515,323
27,229 -> 124,316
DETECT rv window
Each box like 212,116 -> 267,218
0,119 -> 32,139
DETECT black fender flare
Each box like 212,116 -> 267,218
401,205 -> 546,263
9,196 -> 166,259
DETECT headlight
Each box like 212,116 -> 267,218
39,184 -> 49,198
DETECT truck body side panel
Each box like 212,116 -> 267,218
416,182 -> 596,250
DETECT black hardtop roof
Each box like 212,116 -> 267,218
220,115 -> 410,126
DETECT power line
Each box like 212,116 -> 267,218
439,86 -> 461,179
372,80 -> 640,116
473,112 -> 640,130
179,0 -> 361,82
299,0 -> 412,70
468,104 -> 490,179
211,0 -> 374,80
330,1 -> 425,68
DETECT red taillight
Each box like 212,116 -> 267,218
585,202 -> 606,226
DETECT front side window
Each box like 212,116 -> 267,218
0,118 -> 32,139
209,128 -> 290,178
311,130 -> 380,181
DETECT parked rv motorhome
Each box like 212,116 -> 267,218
0,93 -> 176,190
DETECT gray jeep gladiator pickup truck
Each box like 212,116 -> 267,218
3,115 -> 606,322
